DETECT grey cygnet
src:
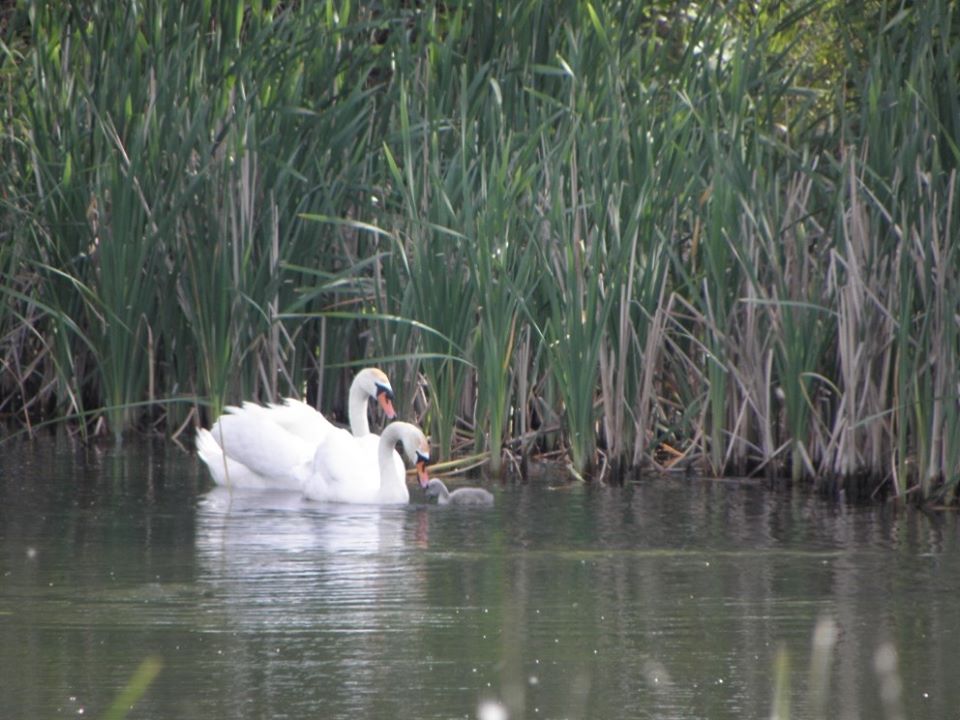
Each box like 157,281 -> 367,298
424,479 -> 494,506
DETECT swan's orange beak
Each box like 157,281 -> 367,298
416,458 -> 430,488
377,391 -> 397,420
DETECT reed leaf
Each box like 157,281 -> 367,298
3,0 -> 959,503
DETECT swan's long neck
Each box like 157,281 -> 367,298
377,423 -> 404,488
348,382 -> 371,436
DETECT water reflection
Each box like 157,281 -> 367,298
192,487 -> 429,718
195,487 -> 416,624
2,440 -> 960,720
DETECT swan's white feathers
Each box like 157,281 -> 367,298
196,368 -> 394,491
303,421 -> 425,505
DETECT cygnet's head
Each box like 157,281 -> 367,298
424,478 -> 448,498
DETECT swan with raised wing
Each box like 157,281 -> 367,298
195,368 -> 397,490
302,421 -> 430,505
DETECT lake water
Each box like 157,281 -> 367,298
1,435 -> 959,719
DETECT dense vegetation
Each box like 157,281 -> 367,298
2,1 -> 958,501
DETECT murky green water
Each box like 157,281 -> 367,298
1,436 -> 959,719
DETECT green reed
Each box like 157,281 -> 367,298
3,1 -> 408,434
463,130 -> 539,475
377,63 -> 478,460
3,1 -> 959,502
822,0 -> 960,496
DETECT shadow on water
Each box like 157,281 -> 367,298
1,436 -> 959,719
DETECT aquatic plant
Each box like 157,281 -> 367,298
2,1 -> 958,502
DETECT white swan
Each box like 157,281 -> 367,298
195,368 -> 397,490
302,421 -> 431,505
265,367 -> 397,440
423,479 -> 495,506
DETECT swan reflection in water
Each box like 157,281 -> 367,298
193,487 -> 432,716
195,487 -> 428,629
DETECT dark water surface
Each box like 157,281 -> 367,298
1,436 -> 958,719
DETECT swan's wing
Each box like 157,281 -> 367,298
196,428 -> 291,489
265,398 -> 335,444
196,428 -> 230,484
209,412 -> 312,487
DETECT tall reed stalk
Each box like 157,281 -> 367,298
3,1 -> 958,502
